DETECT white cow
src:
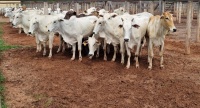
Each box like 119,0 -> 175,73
84,7 -> 97,15
114,7 -> 126,15
121,12 -> 153,69
86,32 -> 106,59
92,13 -> 125,64
48,16 -> 98,61
28,14 -> 64,57
12,10 -> 43,35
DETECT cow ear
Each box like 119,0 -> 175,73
132,24 -> 140,29
160,15 -> 164,19
83,40 -> 88,46
99,15 -> 103,17
112,14 -> 117,18
95,40 -> 101,45
59,19 -> 64,22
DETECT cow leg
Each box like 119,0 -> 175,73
148,40 -> 154,70
141,36 -> 146,48
135,40 -> 142,68
77,37 -> 83,61
62,42 -> 66,53
35,35 -> 41,52
71,43 -> 76,61
111,45 -> 117,62
103,39 -> 107,61
125,43 -> 131,69
159,41 -> 164,69
18,28 -> 22,34
42,42 -> 47,56
48,34 -> 54,58
120,39 -> 125,64
57,35 -> 63,53
96,46 -> 100,58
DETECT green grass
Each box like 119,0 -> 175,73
0,23 -> 19,51
0,22 -> 20,108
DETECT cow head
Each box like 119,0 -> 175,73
87,36 -> 101,59
160,12 -> 176,32
12,12 -> 22,27
114,7 -> 126,15
48,19 -> 63,33
121,14 -> 134,42
93,16 -> 105,35
28,17 -> 39,35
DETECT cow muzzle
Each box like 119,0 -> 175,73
88,54 -> 93,59
124,39 -> 129,42
173,29 -> 177,32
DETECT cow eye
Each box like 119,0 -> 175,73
53,21 -> 56,23
16,17 -> 18,18
119,25 -> 123,28
99,22 -> 101,25
165,18 -> 169,20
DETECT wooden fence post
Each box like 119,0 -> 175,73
149,1 -> 154,14
186,0 -> 192,54
44,2 -> 48,15
135,3 -> 138,14
162,0 -> 165,13
191,2 -> 194,20
75,3 -> 79,14
197,1 -> 200,42
178,2 -> 182,23
139,1 -> 142,13
176,2 -> 179,21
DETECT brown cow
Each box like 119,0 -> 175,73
147,11 -> 176,70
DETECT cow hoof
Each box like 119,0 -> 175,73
48,56 -> 52,59
79,58 -> 82,62
70,58 -> 75,61
121,61 -> 124,64
160,65 -> 164,69
56,50 -> 60,53
104,58 -> 107,61
126,66 -> 130,69
111,59 -> 115,62
96,54 -> 99,58
136,65 -> 139,68
89,56 -> 93,59
148,66 -> 152,70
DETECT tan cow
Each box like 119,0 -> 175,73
147,11 -> 176,70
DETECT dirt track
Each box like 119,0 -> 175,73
1,18 -> 200,108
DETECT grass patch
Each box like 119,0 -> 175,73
0,23 -> 19,51
0,22 -> 19,108
0,70 -> 6,108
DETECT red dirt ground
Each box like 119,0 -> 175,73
1,17 -> 200,108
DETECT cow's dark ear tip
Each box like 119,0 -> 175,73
59,19 -> 64,22
160,15 -> 164,19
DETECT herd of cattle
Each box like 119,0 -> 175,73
1,6 -> 177,70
